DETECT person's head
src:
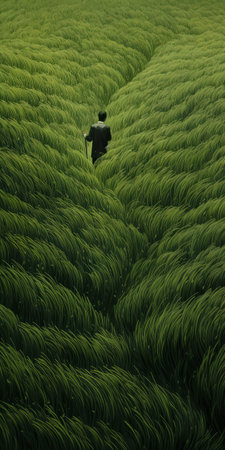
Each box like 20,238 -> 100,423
98,111 -> 107,122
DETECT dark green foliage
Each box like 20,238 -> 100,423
1,0 -> 225,448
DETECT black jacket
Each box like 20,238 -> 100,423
85,121 -> 111,156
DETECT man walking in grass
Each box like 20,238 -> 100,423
82,111 -> 112,164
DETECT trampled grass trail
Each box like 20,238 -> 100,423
1,0 -> 225,448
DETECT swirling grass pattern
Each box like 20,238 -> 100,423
1,0 -> 225,448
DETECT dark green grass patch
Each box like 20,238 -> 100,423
1,0 -> 225,448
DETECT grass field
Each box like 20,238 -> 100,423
1,0 -> 225,448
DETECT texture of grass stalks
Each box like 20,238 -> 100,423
0,343 -> 221,449
1,0 -> 225,448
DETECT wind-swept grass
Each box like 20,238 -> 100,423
0,343 -> 221,449
1,0 -> 225,447
0,264 -> 102,330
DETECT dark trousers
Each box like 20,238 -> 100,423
92,152 -> 104,164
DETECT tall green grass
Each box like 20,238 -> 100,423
1,0 -> 225,447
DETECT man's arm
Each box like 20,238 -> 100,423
104,127 -> 112,151
107,127 -> 112,142
83,126 -> 94,142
